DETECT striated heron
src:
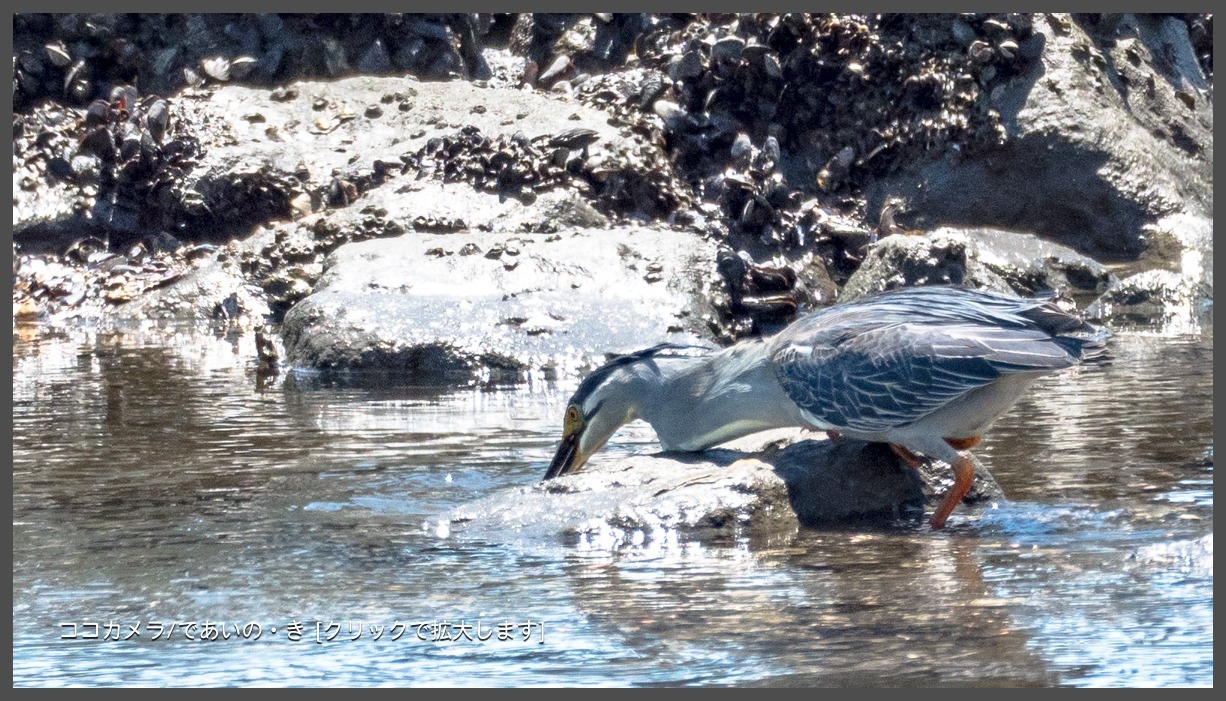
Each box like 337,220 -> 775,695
542,285 -> 1107,529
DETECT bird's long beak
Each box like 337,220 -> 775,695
543,430 -> 587,480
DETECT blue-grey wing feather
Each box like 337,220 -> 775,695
769,287 -> 1102,433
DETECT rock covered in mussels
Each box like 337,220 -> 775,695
11,13 -> 1213,338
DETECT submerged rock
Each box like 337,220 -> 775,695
1099,212 -> 1215,332
1129,533 -> 1212,574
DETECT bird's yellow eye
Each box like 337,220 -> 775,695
563,405 -> 584,436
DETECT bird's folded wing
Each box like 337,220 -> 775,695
772,322 -> 1078,433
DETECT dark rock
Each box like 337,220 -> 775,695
356,39 -> 393,74
321,37 -> 349,77
255,13 -> 284,39
1017,33 -> 1046,60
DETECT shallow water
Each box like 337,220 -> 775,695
12,322 -> 1212,687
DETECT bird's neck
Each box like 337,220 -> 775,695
640,341 -> 804,451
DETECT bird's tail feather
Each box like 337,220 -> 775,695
1054,323 -> 1111,363
1020,300 -> 1111,363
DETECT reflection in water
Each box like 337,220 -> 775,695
12,323 -> 1212,686
561,534 -> 1057,686
979,333 -> 1214,505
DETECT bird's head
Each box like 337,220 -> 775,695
542,364 -> 640,480
541,344 -> 711,481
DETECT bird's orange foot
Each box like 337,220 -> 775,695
826,430 -> 843,444
929,454 -> 975,530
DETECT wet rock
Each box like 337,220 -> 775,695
448,429 -> 1002,541
12,104 -> 110,249
1086,270 -> 1210,333
959,227 -> 1116,297
13,229 -> 271,325
105,250 -> 270,324
16,73 -> 660,321
843,225 -> 1120,304
179,73 -> 647,219
10,14 -> 1212,352
1085,212 -> 1212,332
841,229 -> 1015,301
1132,213 -> 1214,296
12,86 -> 207,258
868,13 -> 1212,262
280,228 -> 724,385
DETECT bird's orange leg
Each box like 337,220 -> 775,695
929,455 -> 975,530
889,443 -> 922,468
944,436 -> 982,451
826,430 -> 842,443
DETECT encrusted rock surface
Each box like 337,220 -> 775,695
13,14 -> 1213,336
281,228 -> 723,384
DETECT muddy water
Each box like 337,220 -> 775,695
12,323 -> 1212,687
